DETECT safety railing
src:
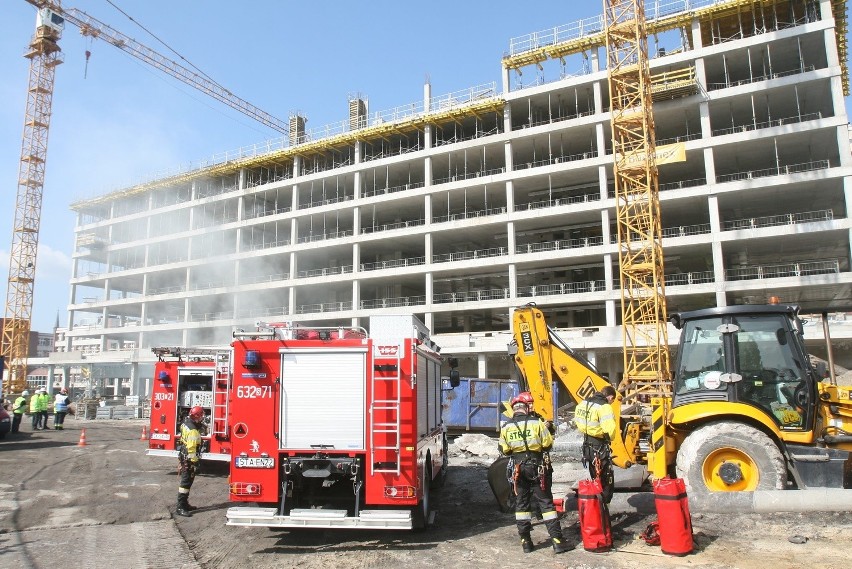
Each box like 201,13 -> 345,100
433,247 -> 507,264
726,259 -> 840,281
722,209 -> 834,231
516,236 -> 604,254
716,160 -> 830,183
360,257 -> 426,272
517,280 -> 605,298
433,205 -> 507,224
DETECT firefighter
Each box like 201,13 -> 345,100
176,405 -> 204,517
574,384 -> 617,504
12,390 -> 29,433
498,391 -> 572,554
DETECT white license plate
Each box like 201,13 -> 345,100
150,432 -> 170,441
235,457 -> 275,469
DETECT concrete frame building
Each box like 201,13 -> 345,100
58,0 -> 852,383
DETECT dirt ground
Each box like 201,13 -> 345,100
1,420 -> 850,569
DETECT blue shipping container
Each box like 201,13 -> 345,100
442,377 -> 559,432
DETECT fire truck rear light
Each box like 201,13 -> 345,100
384,485 -> 416,499
230,482 -> 261,496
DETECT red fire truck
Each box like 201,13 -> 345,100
225,315 -> 457,530
147,347 -> 233,462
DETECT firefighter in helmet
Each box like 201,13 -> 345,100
176,405 -> 205,517
574,384 -> 617,504
498,391 -> 572,554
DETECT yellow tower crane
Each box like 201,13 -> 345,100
1,1 -> 289,395
603,0 -> 671,407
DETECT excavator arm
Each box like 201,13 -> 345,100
511,304 -> 644,468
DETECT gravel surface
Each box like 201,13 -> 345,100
1,421 -> 850,568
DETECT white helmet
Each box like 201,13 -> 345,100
22,390 -> 30,396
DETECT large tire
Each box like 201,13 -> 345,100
676,421 -> 787,497
431,438 -> 449,489
412,463 -> 431,530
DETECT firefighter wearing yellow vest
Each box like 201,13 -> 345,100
498,391 -> 571,555
12,391 -> 29,433
176,405 -> 205,517
574,385 -> 617,504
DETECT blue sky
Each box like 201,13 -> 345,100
0,1 -> 849,333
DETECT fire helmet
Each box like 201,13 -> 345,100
188,405 -> 205,421
22,390 -> 30,396
511,391 -> 534,411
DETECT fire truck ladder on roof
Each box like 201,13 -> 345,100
370,347 -> 402,476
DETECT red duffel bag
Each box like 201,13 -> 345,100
577,478 -> 612,552
653,477 -> 694,556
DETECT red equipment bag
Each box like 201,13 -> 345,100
653,477 -> 694,556
577,478 -> 612,552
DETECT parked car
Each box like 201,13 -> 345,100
0,406 -> 10,439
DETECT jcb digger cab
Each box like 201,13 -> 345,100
671,304 -> 816,432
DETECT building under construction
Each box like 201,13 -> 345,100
59,0 -> 852,381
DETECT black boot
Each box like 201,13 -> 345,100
551,536 -> 572,554
184,502 -> 198,511
521,534 -> 534,553
176,494 -> 192,517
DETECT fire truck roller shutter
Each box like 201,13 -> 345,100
279,348 -> 367,450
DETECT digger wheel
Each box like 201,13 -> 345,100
676,421 -> 786,496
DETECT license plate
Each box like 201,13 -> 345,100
150,433 -> 170,441
235,457 -> 275,469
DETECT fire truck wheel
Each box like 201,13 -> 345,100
431,441 -> 449,489
676,421 -> 787,497
412,464 -> 431,531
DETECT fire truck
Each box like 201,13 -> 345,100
225,315 -> 457,530
147,347 -> 233,462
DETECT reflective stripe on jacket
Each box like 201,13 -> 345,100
498,412 -> 553,455
180,418 -> 202,463
574,395 -> 617,440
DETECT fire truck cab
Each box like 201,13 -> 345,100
147,347 -> 232,461
225,315 -> 452,530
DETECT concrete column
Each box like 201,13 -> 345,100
606,299 -> 617,328
508,263 -> 517,298
288,287 -> 295,316
708,195 -> 726,307
699,99 -> 712,140
703,148 -> 716,183
586,350 -> 596,367
590,47 -> 600,72
47,367 -> 55,392
691,16 -> 702,49
593,80 -> 603,116
425,193 -> 432,227
477,354 -> 488,379
501,64 -> 510,94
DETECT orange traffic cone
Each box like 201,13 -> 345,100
140,426 -> 148,441
78,428 -> 88,447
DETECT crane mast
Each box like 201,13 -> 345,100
2,8 -> 64,394
603,0 -> 671,405
2,1 -> 288,396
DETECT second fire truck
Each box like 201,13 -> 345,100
147,347 -> 233,461
225,315 -> 457,530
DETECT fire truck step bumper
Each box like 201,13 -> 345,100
225,507 -> 413,530
146,449 -> 179,459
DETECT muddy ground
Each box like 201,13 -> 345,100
1,420 -> 850,569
